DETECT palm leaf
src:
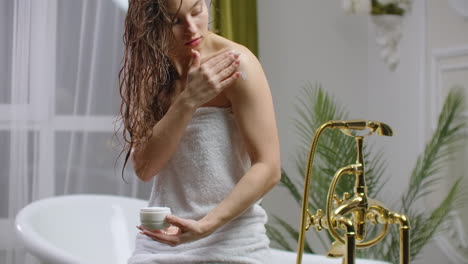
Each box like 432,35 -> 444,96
266,224 -> 294,251
409,178 -> 462,259
274,215 -> 315,253
279,169 -> 302,204
401,88 -> 466,212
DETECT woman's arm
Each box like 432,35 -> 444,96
139,46 -> 281,245
131,97 -> 196,182
132,50 -> 241,182
201,46 -> 281,230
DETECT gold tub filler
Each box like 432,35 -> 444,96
296,120 -> 410,264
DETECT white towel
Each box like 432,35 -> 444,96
129,107 -> 272,264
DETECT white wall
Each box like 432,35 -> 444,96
258,0 -> 468,263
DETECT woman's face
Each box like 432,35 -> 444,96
167,0 -> 209,55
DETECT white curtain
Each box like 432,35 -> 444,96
0,1 -> 152,263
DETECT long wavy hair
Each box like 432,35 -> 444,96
117,0 -> 181,179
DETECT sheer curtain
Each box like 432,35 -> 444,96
0,1 -> 151,263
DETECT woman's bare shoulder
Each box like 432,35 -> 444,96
203,33 -> 265,107
220,41 -> 268,108
203,33 -> 258,64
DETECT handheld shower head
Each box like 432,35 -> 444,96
367,121 -> 393,136
328,120 -> 393,137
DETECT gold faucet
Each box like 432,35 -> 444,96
296,120 -> 410,264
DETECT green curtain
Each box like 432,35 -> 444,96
210,0 -> 258,57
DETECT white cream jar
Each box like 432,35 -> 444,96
140,207 -> 171,230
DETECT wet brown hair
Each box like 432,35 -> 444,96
117,0 -> 182,179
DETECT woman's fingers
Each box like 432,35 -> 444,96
142,227 -> 197,247
218,72 -> 242,89
166,225 -> 180,235
197,53 -> 239,91
189,50 -> 201,69
165,215 -> 189,229
210,52 -> 240,75
138,216 -> 212,247
141,228 -> 181,246
193,52 -> 238,84
183,50 -> 242,108
215,59 -> 240,83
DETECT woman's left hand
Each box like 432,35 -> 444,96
137,215 -> 213,247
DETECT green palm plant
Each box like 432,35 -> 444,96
266,83 -> 466,262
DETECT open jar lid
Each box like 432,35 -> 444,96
140,207 -> 171,213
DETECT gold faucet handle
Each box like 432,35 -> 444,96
305,209 -> 313,231
333,192 -> 351,207
306,209 -> 327,232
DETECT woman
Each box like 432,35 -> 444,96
119,0 -> 280,263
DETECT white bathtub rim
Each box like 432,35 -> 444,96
16,195 -> 86,264
15,194 -> 144,264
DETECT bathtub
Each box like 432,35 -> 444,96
15,194 -> 389,264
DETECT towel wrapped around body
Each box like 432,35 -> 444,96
128,107 -> 272,264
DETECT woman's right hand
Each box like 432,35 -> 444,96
179,50 -> 241,109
